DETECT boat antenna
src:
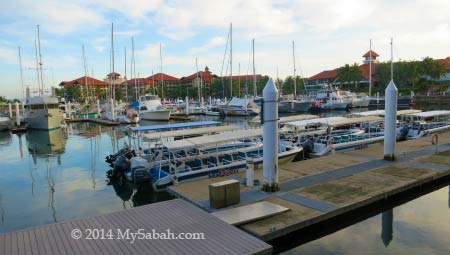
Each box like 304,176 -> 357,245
390,37 -> 393,81
230,22 -> 233,98
160,42 -> 164,99
369,39 -> 372,97
253,38 -> 256,98
111,22 -> 115,101
132,36 -> 137,101
293,40 -> 297,97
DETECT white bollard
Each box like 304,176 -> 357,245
185,96 -> 189,115
67,101 -> 72,119
410,90 -> 414,98
376,92 -> 380,104
110,98 -> 115,122
8,103 -> 12,118
209,96 -> 212,107
384,79 -> 397,161
201,97 -> 204,108
97,100 -> 101,118
15,102 -> 20,126
246,160 -> 254,187
262,78 -> 279,192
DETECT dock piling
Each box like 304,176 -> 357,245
110,98 -> 115,121
384,79 -> 398,161
67,101 -> 72,119
246,160 -> 255,187
15,102 -> 20,126
8,103 -> 12,118
262,78 -> 279,192
185,96 -> 189,115
97,99 -> 101,118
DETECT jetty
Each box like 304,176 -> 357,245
167,131 -> 450,240
66,118 -> 120,126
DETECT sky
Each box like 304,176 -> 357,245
0,0 -> 449,99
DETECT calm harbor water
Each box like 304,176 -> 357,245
0,108 -> 448,254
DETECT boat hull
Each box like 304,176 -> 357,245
278,101 -> 311,113
25,108 -> 62,130
140,109 -> 171,121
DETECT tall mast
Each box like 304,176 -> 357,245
196,57 -> 200,100
111,22 -> 115,100
390,37 -> 393,80
238,62 -> 241,98
132,36 -> 137,101
160,43 -> 164,99
230,22 -> 233,98
18,47 -> 24,99
82,45 -> 89,102
292,40 -> 297,97
34,38 -> 40,93
369,39 -> 372,97
36,25 -> 44,96
253,38 -> 256,98
124,46 -> 127,101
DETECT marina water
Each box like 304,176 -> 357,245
0,111 -> 448,254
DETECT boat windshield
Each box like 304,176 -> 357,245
143,95 -> 159,101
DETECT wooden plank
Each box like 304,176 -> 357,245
211,202 -> 290,225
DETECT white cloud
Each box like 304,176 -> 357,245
188,37 -> 227,55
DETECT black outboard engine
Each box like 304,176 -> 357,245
105,147 -> 136,167
398,123 -> 410,141
130,166 -> 151,184
295,138 -> 315,161
112,155 -> 131,177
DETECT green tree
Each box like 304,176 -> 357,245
337,63 -> 364,90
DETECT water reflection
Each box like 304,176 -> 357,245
381,209 -> 394,246
26,129 -> 67,163
0,131 -> 12,146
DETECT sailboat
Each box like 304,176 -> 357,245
278,41 -> 313,113
24,25 -> 63,130
101,24 -> 140,124
138,44 -> 171,121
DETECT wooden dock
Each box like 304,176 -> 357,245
0,200 -> 271,255
168,132 -> 450,241
66,118 -> 120,126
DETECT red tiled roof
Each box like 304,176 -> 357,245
59,81 -> 74,86
358,63 -> 377,81
72,76 -> 109,86
437,57 -> 450,70
125,78 -> 153,85
363,50 -> 379,58
147,73 -> 179,81
182,67 -> 213,82
307,70 -> 338,81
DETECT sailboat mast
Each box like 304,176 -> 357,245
34,38 -> 40,94
390,37 -> 393,80
124,47 -> 127,101
111,22 -> 115,101
253,38 -> 256,98
293,40 -> 297,97
230,22 -> 233,98
160,43 -> 164,99
196,57 -> 200,100
132,36 -> 137,101
238,62 -> 241,98
18,47 -> 24,99
369,39 -> 372,97
82,45 -> 89,102
36,25 -> 45,96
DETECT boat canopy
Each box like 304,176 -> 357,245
406,110 -> 450,118
279,115 -> 320,124
142,125 -> 240,140
163,129 -> 262,150
326,116 -> 383,127
286,116 -> 382,128
129,121 -> 221,132
285,117 -> 347,127
228,97 -> 258,108
351,109 -> 422,117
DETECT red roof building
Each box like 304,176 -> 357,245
437,56 -> 450,70
59,76 -> 108,87
147,73 -> 179,81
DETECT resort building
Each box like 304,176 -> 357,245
59,76 -> 108,100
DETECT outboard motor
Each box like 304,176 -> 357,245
295,138 -> 315,161
112,155 -> 131,177
130,167 -> 151,184
398,123 -> 410,141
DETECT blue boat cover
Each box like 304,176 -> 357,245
129,121 -> 221,132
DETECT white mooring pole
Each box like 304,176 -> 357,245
67,101 -> 72,119
8,103 -> 12,118
97,99 -> 101,119
185,96 -> 189,115
15,102 -> 20,126
262,78 -> 279,192
110,98 -> 115,122
384,38 -> 397,161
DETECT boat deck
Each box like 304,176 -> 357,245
0,199 -> 272,255
168,132 -> 450,241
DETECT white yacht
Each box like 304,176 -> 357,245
310,86 -> 350,110
0,115 -> 11,131
220,97 -> 260,116
139,94 -> 171,121
24,96 -> 63,130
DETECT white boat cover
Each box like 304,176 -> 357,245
163,129 -> 262,150
142,125 -> 240,140
279,114 -> 320,123
352,109 -> 421,116
406,110 -> 450,117
228,97 -> 257,108
286,116 -> 382,127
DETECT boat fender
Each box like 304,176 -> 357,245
431,134 -> 438,145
